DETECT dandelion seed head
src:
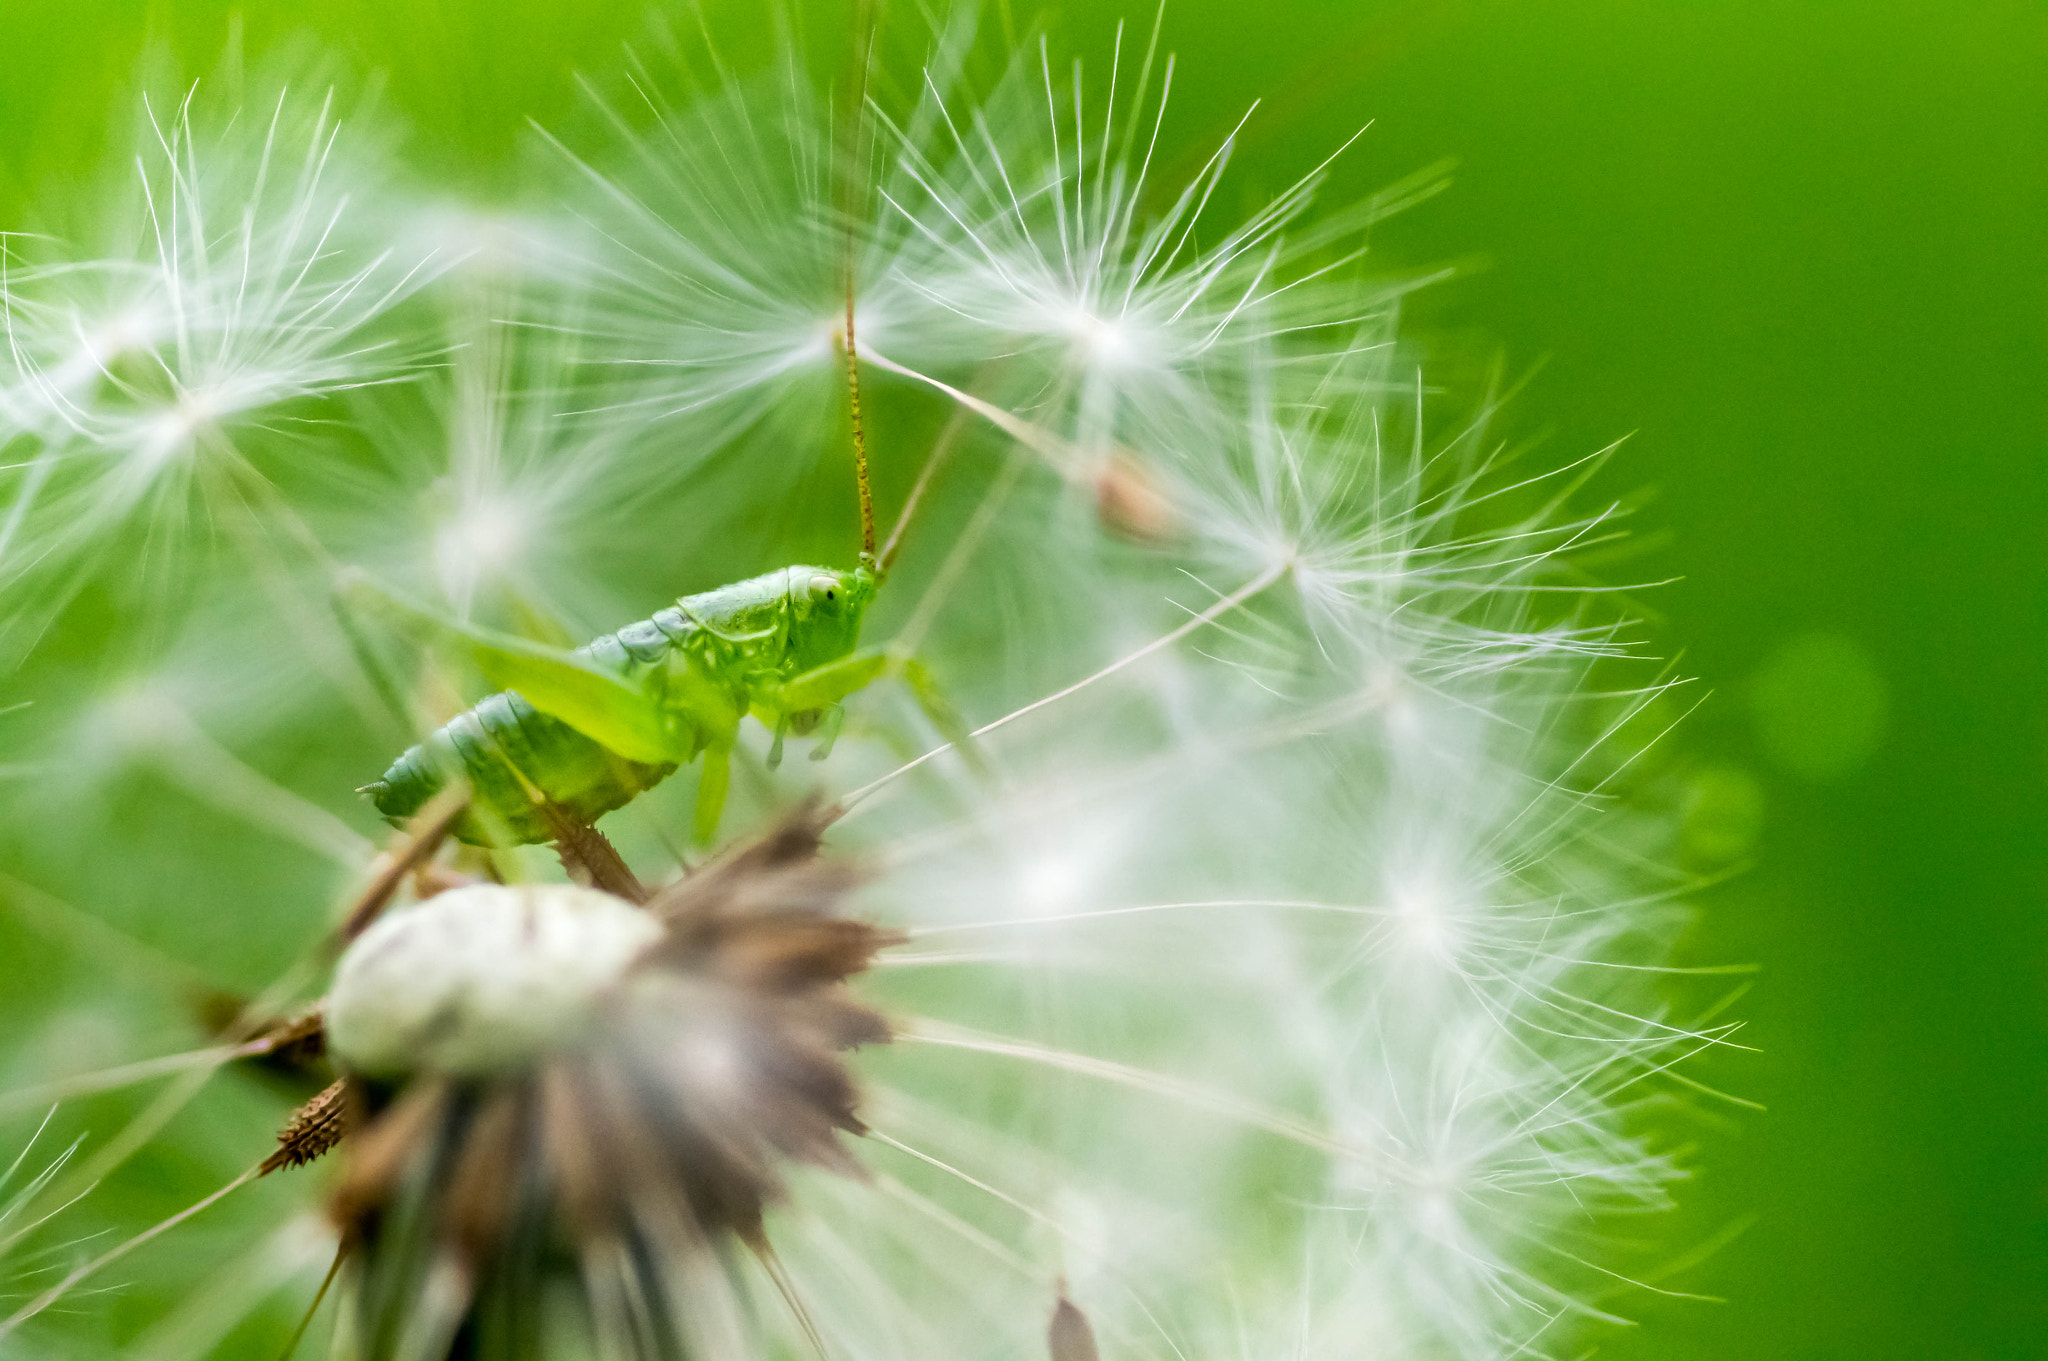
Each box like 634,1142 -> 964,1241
403,202 -> 573,283
1363,660 -> 1432,742
1010,819 -> 1121,926
129,391 -> 214,467
1063,306 -> 1139,367
0,24 -> 1716,1361
93,681 -> 178,758
430,489 -> 533,606
63,298 -> 169,392
1388,867 -> 1464,967
0,76 -> 436,667
312,807 -> 891,1354
986,288 -> 1164,378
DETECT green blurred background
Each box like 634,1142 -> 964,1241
0,0 -> 2040,1355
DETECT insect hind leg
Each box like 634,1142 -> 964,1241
694,736 -> 734,845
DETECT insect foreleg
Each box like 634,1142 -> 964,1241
806,704 -> 844,762
764,705 -> 839,769
771,648 -> 990,778
772,650 -> 890,713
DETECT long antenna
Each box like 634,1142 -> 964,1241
843,0 -> 878,566
844,278 -> 874,562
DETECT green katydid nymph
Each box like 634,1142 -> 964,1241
361,303 -> 973,847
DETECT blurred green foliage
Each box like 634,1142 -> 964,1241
0,0 -> 2040,1356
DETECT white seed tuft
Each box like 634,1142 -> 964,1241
327,884 -> 661,1079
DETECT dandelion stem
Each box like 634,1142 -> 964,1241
279,1239 -> 348,1361
897,1019 -> 1377,1166
905,897 -> 1388,938
0,1044 -> 250,1119
0,1164 -> 259,1340
878,404 -> 969,576
837,561 -> 1286,814
141,701 -> 375,867
859,347 -> 1083,476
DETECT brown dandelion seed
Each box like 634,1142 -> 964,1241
1094,451 -> 1179,543
1049,1291 -> 1103,1361
262,1077 -> 357,1174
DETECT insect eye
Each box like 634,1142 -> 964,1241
809,573 -> 839,602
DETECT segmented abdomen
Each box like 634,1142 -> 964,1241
365,605 -> 701,845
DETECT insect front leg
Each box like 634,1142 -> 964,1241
773,647 -> 990,778
763,705 -> 839,767
771,650 -> 890,725
806,704 -> 844,762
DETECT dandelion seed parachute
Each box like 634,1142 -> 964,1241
0,74 -> 438,669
